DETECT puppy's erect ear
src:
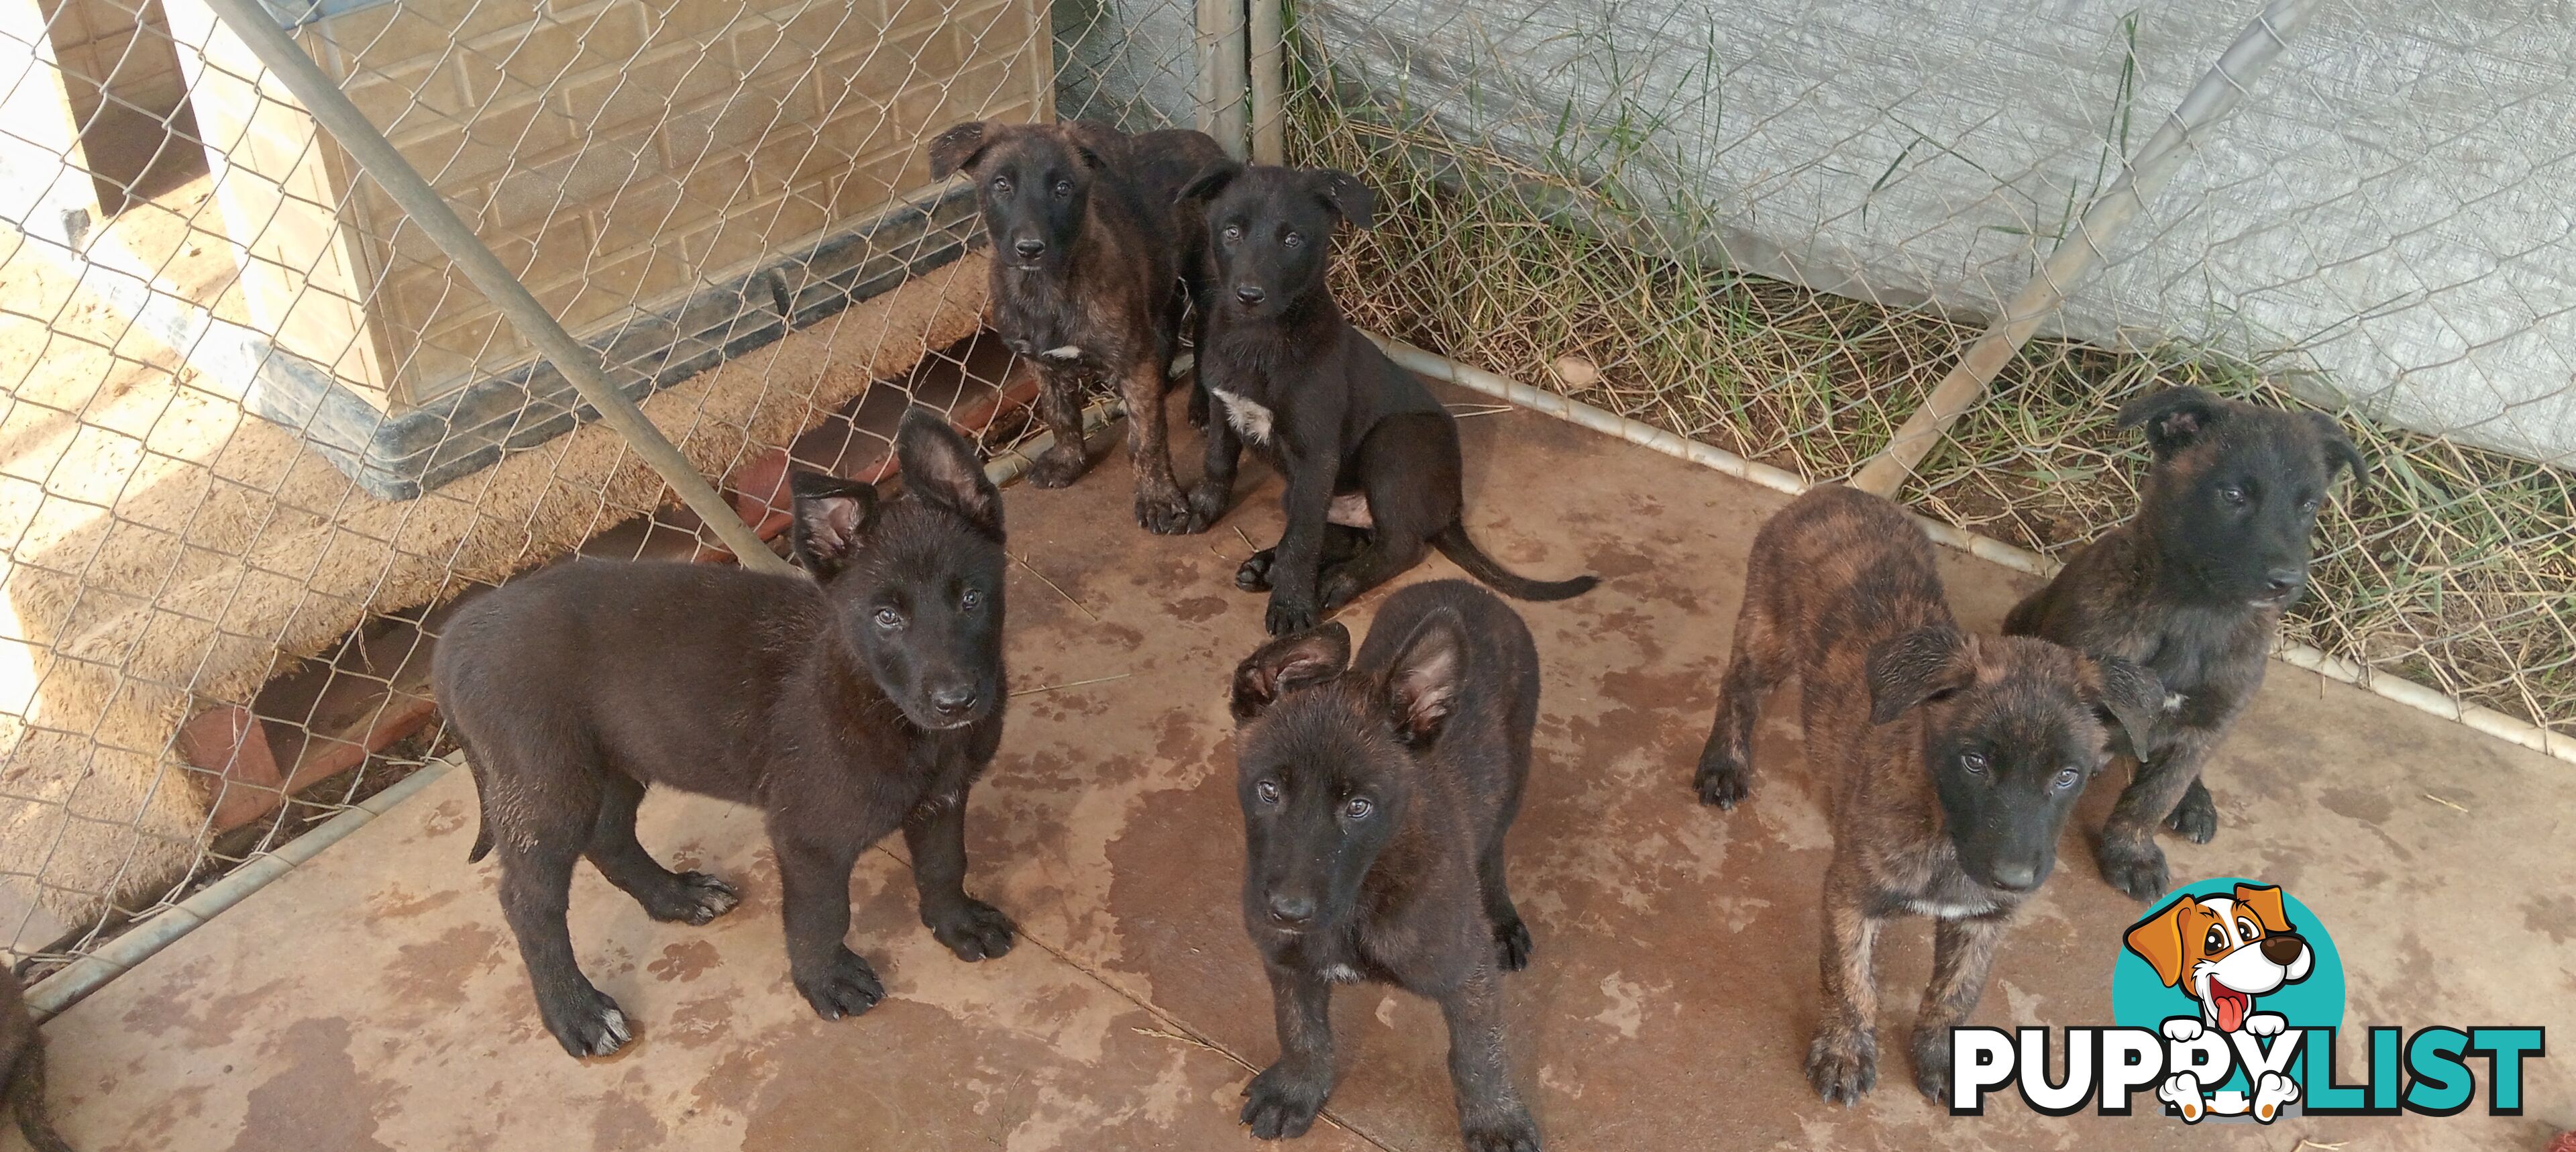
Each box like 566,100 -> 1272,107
790,470 -> 877,580
2125,894 -> 2200,988
1865,625 -> 1972,725
1384,609 -> 1466,745
1310,169 -> 1377,230
928,121 -> 992,180
2231,884 -> 2296,935
2080,654 -> 2165,763
2306,411 -> 2368,490
1230,623 -> 1352,722
1177,159 -> 1244,207
2116,386 -> 2227,460
894,410 -> 1002,540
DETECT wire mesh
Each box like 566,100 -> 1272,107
0,0 -> 1210,979
1279,0 -> 2573,748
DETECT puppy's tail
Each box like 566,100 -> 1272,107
1431,523 -> 1599,602
462,747 -> 495,865
5,1040 -> 76,1152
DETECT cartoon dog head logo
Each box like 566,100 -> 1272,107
2125,883 -> 2316,1035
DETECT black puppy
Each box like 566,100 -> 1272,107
433,413 -> 1017,1057
2004,386 -> 2364,900
1177,162 -> 1597,635
2,967 -> 72,1152
1228,580 -> 1543,1152
931,119 -> 1226,534
1693,486 -> 2162,1102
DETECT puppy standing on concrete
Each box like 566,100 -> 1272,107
930,119 -> 1228,534
1228,580 -> 1544,1152
1176,162 -> 1597,635
1,967 -> 72,1152
2004,386 -> 2365,901
433,413 -> 1018,1058
1692,486 -> 2162,1103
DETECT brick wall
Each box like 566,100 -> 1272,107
171,0 -> 1047,410
39,0 -> 189,129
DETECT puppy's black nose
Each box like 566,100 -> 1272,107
1266,894 -> 1314,926
930,686 -> 979,717
2263,568 -> 2304,596
1988,861 -> 2040,892
1014,238 -> 1045,258
1234,284 -> 1267,305
2259,933 -> 2305,965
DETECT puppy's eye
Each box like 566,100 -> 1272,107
1342,797 -> 1373,820
1222,225 -> 1242,244
873,608 -> 904,629
1960,752 -> 1989,775
2053,767 -> 2081,790
991,176 -> 1011,194
2237,916 -> 2260,939
2300,496 -> 2320,514
2205,926 -> 2227,954
2218,484 -> 2249,507
959,588 -> 983,611
1282,231 -> 1303,248
1053,179 -> 1073,198
1255,780 -> 1281,804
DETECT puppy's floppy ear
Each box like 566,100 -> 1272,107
1865,625 -> 1972,725
1309,169 -> 1377,229
2231,884 -> 2296,935
928,121 -> 992,179
790,470 -> 877,580
1384,609 -> 1466,745
1177,159 -> 1244,206
1230,623 -> 1352,722
2080,654 -> 2165,762
2116,386 -> 2227,460
2306,411 -> 2368,490
894,410 -> 1002,539
2125,895 -> 2199,988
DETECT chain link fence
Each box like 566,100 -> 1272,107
3,0 -> 2567,994
1282,0 -> 2574,747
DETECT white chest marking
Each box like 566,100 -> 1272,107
2163,692 -> 2186,715
1319,964 -> 1364,984
1907,898 -> 1997,919
1210,387 -> 1275,444
1039,345 -> 1083,361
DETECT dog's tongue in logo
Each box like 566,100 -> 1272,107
2208,982 -> 2251,1033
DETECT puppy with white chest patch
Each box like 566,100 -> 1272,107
2125,883 -> 2316,1121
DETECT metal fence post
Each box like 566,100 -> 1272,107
1197,0 -> 1251,158
1249,0 -> 1285,164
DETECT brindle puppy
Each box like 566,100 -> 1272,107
930,119 -> 1226,534
2,966 -> 72,1152
1693,485 -> 2161,1103
2004,386 -> 2364,901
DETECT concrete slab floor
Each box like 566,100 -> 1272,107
27,385 -> 2574,1151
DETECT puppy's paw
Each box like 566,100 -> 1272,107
793,948 -> 885,1021
2158,1072 -> 2207,1122
643,872 -> 740,926
1265,595 -> 1322,637
1135,489 -> 1198,535
1493,916 -> 1534,972
1806,1027 -> 1878,1106
2251,1070 -> 2299,1122
2096,838 -> 2171,902
1461,1108 -> 1542,1152
1909,1025 -> 1953,1102
2160,1017 -> 2204,1043
1026,444 -> 1089,490
2244,1012 -> 2286,1038
1185,481 -> 1230,529
926,897 -> 1018,962
1693,753 -> 1750,810
539,986 -> 633,1059
1236,551 -> 1275,592
1239,1061 -> 1331,1140
2165,780 -> 2218,843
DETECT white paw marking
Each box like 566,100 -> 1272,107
2159,1072 -> 2206,1122
2161,1017 -> 2204,1043
2251,1070 -> 2299,1121
2245,1012 -> 2286,1037
1319,964 -> 1363,984
1210,387 -> 1275,444
1040,344 -> 1083,360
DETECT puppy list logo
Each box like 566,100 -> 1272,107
1947,877 -> 2545,1121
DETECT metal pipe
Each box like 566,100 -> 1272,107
1364,329 -> 2572,766
1249,0 -> 1285,164
191,0 -> 793,574
25,757 -> 459,1019
1196,0 -> 1250,158
1852,0 -> 2322,496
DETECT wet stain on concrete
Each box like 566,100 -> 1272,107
649,940 -> 723,983
223,1018 -> 402,1152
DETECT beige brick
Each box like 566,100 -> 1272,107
558,42 -> 731,132
589,172 -> 687,256
456,5 -> 649,104
657,80 -> 808,170
639,0 -> 737,46
341,58 -> 448,132
820,19 -> 945,106
822,144 -> 914,219
391,93 -> 579,189
321,4 -> 456,80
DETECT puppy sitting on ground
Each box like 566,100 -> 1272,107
1692,486 -> 2161,1103
1228,580 -> 1544,1152
931,119 -> 1227,534
1177,162 -> 1597,635
2,967 -> 72,1152
2004,386 -> 2365,901
433,413 -> 1018,1058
